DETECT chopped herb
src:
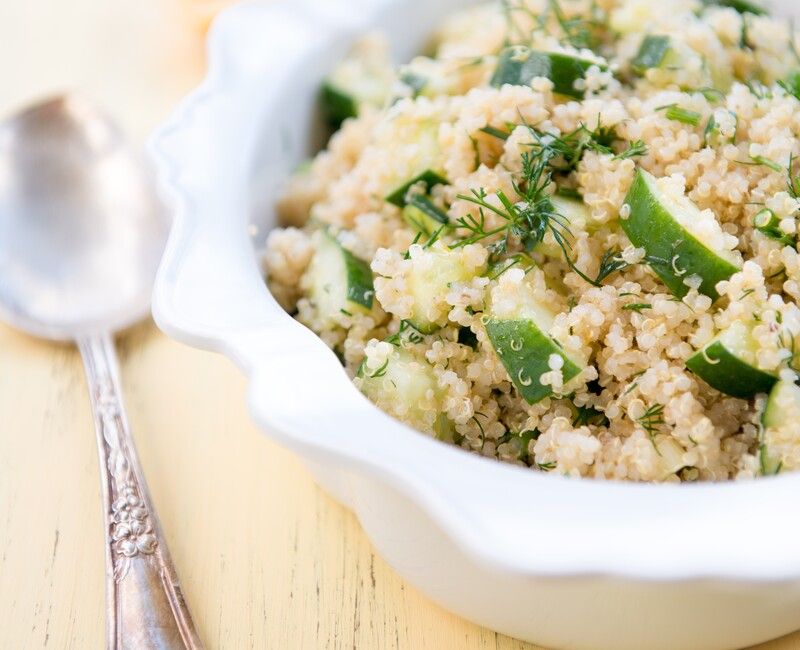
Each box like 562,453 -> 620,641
623,381 -> 639,397
367,359 -> 390,379
340,309 -> 353,316
622,302 -> 652,313
661,105 -> 702,126
479,125 -> 512,140
386,320 -> 426,346
399,69 -> 428,97
594,248 -> 630,285
788,153 -> 800,199
690,86 -> 726,102
750,155 -> 783,172
403,232 -> 424,260
778,71 -> 800,100
637,403 -> 666,443
753,208 -> 796,247
744,79 -> 772,99
614,139 -> 648,160
572,404 -> 609,427
556,186 -> 583,200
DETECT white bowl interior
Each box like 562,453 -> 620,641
151,0 -> 800,587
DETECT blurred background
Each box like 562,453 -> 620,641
2,0 -> 230,140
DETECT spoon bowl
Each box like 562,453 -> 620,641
0,95 -> 167,341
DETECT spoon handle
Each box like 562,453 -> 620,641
78,333 -> 203,650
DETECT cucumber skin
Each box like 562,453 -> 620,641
485,318 -> 581,404
403,195 -> 450,236
490,47 -> 603,99
702,0 -> 767,15
686,341 -> 777,398
342,247 -> 375,310
633,35 -> 671,73
385,170 -> 449,207
621,170 -> 740,300
321,83 -> 357,128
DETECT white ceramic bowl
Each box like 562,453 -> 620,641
150,1 -> 800,648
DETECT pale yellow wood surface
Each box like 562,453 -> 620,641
1,2 -> 800,649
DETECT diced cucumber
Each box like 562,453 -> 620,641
702,0 -> 767,15
402,194 -> 451,237
321,40 -> 395,127
307,231 -> 374,323
552,194 -> 590,227
535,194 -> 592,257
686,320 -> 778,398
760,380 -> 800,475
621,169 -> 741,299
358,346 -> 452,439
632,35 -> 672,74
320,85 -> 359,129
383,119 -> 448,207
485,300 -> 582,405
655,435 -> 687,479
490,46 -> 607,99
406,246 -> 483,333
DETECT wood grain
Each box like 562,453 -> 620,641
1,323 -> 800,649
1,1 -> 800,648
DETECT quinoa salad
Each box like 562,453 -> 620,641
265,0 -> 800,482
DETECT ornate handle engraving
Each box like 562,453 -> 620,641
79,334 -> 203,649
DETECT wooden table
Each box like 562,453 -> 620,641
1,2 -> 800,648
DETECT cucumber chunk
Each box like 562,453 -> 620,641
760,380 -> 800,475
632,35 -> 672,74
307,231 -> 374,323
402,195 -> 450,237
621,169 -> 741,299
490,46 -> 607,99
485,299 -> 582,405
358,345 -> 452,439
405,246 -> 483,333
686,320 -> 778,398
321,39 -> 395,127
383,119 -> 448,207
702,0 -> 767,15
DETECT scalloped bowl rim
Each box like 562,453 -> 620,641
149,0 -> 800,585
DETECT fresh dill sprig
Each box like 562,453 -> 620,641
366,359 -> 390,378
736,155 -> 783,173
594,248 -> 631,284
614,139 -> 648,160
637,403 -> 666,443
453,150 -> 603,286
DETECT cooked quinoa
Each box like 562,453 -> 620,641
265,0 -> 800,482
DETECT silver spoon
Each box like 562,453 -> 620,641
0,95 -> 202,649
